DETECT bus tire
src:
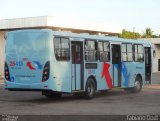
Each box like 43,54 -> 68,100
84,78 -> 96,99
42,91 -> 62,98
131,76 -> 142,93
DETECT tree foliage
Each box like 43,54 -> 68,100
119,29 -> 141,39
119,28 -> 160,39
142,28 -> 153,38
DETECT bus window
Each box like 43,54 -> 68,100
122,43 -> 133,62
127,44 -> 133,61
54,37 -> 70,61
134,44 -> 144,62
98,41 -> 110,62
6,32 -> 48,57
122,44 -> 127,61
85,40 -> 97,61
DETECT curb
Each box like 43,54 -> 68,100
143,84 -> 160,89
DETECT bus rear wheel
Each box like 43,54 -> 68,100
42,91 -> 62,98
84,78 -> 96,99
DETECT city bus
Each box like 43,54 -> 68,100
4,29 -> 153,99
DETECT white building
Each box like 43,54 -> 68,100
0,16 -> 160,76
143,38 -> 160,72
0,16 -> 119,76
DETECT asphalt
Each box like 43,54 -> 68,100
0,73 -> 159,118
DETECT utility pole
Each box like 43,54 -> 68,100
133,27 -> 135,39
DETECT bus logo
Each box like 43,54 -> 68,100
26,61 -> 43,70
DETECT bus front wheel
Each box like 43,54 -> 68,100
84,78 -> 96,99
131,76 -> 142,93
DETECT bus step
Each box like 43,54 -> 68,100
72,90 -> 85,96
72,90 -> 84,93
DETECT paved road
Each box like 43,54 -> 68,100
0,86 -> 160,115
0,73 -> 160,115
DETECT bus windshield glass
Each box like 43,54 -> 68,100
6,31 -> 49,57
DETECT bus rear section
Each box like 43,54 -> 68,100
4,30 -> 51,91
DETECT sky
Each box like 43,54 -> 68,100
0,0 -> 160,34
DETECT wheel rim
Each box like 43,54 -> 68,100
135,81 -> 141,91
87,83 -> 94,95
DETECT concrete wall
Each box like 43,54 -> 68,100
143,38 -> 160,72
0,31 -> 5,76
153,44 -> 160,72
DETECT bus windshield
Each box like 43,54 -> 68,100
6,31 -> 49,57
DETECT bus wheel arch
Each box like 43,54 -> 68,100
136,74 -> 143,85
84,76 -> 97,99
86,76 -> 97,90
132,74 -> 143,93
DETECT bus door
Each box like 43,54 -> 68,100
111,44 -> 121,87
71,41 -> 84,91
144,47 -> 151,83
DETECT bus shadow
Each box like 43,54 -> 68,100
16,89 -> 135,104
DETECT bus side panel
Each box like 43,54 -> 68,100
134,62 -> 145,85
121,62 -> 135,88
84,67 -> 96,90
121,62 -> 145,88
50,61 -> 72,93
96,62 -> 112,90
83,62 -> 112,91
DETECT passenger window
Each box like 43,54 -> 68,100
54,37 -> 70,61
122,43 -> 133,62
85,40 -> 97,61
98,41 -> 110,62
134,44 -> 144,62
127,44 -> 133,61
122,44 -> 127,61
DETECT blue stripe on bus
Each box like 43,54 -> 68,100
121,62 -> 130,87
114,62 -> 130,87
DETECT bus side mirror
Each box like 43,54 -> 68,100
153,50 -> 156,58
4,34 -> 7,40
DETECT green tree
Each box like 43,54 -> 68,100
119,29 -> 141,39
142,28 -> 153,38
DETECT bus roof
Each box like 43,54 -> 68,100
7,29 -> 151,45
52,30 -> 151,45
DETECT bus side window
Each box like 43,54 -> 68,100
122,44 -> 127,61
138,45 -> 144,62
54,37 -> 70,61
85,40 -> 97,62
133,44 -> 144,62
122,43 -> 133,62
98,41 -> 110,62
